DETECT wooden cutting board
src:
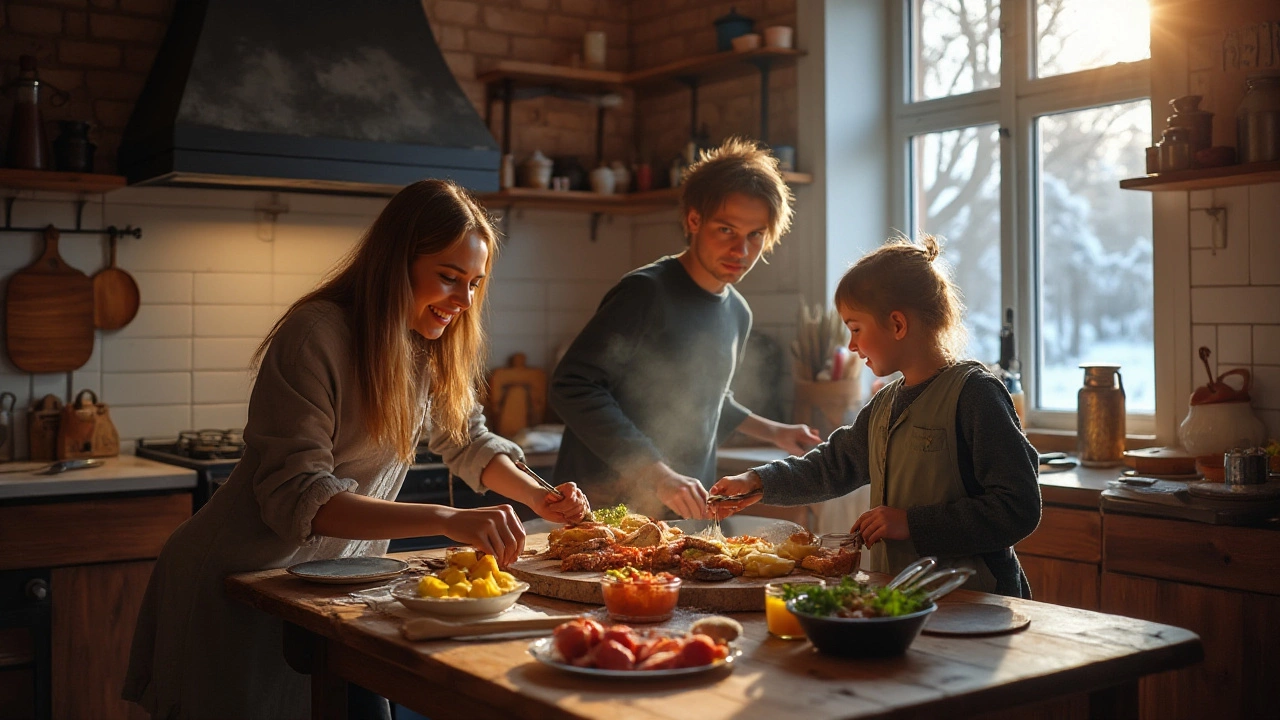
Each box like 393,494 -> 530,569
508,532 -> 827,612
1123,446 -> 1197,476
921,601 -> 1031,637
484,353 -> 547,437
5,226 -> 95,373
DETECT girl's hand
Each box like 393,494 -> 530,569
772,424 -> 823,455
445,505 -> 526,567
533,482 -> 591,524
852,506 -> 910,548
706,471 -> 763,520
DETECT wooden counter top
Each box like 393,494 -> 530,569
0,455 -> 197,501
227,551 -> 1202,720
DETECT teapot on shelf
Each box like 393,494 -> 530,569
1177,347 -> 1267,457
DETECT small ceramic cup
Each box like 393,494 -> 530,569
764,26 -> 794,49
731,33 -> 761,52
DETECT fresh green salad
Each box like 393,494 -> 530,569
592,503 -> 629,527
788,576 -> 929,618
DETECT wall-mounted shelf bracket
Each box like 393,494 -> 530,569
2,195 -> 141,238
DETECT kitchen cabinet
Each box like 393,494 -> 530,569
477,48 -> 811,216
1015,506 -> 1102,610
1100,513 -> 1280,720
0,491 -> 190,719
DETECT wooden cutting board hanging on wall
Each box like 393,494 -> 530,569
484,353 -> 547,438
5,226 -> 95,373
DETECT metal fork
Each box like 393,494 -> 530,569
515,461 -> 594,522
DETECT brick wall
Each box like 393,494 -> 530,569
0,0 -> 170,174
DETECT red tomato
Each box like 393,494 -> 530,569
553,618 -> 604,661
594,639 -> 636,671
602,626 -> 637,653
675,635 -> 719,668
632,638 -> 659,662
635,649 -> 680,671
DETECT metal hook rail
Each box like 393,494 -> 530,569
1,196 -> 142,239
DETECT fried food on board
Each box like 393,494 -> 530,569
542,510 -> 858,580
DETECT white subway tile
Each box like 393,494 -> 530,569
132,271 -> 193,303
1251,365 -> 1280,411
193,371 -> 252,404
70,372 -> 101,401
488,309 -> 546,337
1249,183 -> 1280,285
194,273 -> 273,305
193,338 -> 261,371
31,374 -> 65,404
1188,189 -> 1214,211
487,280 -> 547,310
1255,326 -> 1280,366
273,275 -> 323,305
192,403 -> 249,429
271,219 -> 364,275
193,305 -> 279,339
1192,324 -> 1216,384
1190,239 -> 1250,286
1258,409 -> 1280,441
547,281 -> 614,310
1191,287 -> 1280,324
1216,325 -> 1252,365
103,372 -> 191,406
104,204 -> 272,273
102,338 -> 192,372
1187,209 -> 1214,249
0,375 -> 29,406
487,334 -> 551,372
110,404 -> 192,440
111,305 -> 193,338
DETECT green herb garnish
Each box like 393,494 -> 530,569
790,576 -> 927,618
593,503 -> 628,527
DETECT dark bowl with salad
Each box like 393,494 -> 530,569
785,577 -> 936,658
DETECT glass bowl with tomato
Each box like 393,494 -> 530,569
600,567 -> 682,623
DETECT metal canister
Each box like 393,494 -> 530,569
1077,364 -> 1125,467
1223,447 -> 1268,487
0,392 -> 15,462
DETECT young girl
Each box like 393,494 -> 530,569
124,180 -> 589,719
709,234 -> 1040,597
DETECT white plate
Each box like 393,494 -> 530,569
526,637 -> 742,678
390,578 -> 529,617
285,557 -> 408,585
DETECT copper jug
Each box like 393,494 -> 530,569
1077,364 -> 1125,467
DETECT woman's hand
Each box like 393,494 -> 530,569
443,505 -> 526,567
706,471 -> 763,519
533,482 -> 591,524
852,506 -> 910,548
771,423 -> 823,456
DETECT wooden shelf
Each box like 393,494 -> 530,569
0,168 -> 127,194
1118,161 -> 1280,192
478,172 -> 813,215
478,47 -> 805,93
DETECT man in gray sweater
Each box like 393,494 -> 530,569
550,138 -> 822,519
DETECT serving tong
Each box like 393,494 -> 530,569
515,461 -> 594,522
705,488 -> 764,504
885,556 -> 975,604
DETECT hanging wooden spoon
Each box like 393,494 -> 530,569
92,229 -> 140,330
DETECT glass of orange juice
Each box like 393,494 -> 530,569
764,580 -> 824,639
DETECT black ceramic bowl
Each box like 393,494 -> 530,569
786,596 -> 937,658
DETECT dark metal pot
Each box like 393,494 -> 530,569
787,598 -> 937,658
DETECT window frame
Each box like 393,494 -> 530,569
889,0 -> 1154,433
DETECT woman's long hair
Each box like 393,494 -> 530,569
254,179 -> 498,461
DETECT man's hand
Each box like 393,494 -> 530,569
706,471 -> 763,519
532,482 -> 591,524
771,423 -> 823,455
852,506 -> 910,548
648,464 -> 710,519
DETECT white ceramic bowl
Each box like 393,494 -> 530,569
389,578 -> 529,617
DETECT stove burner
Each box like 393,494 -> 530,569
175,428 -> 245,460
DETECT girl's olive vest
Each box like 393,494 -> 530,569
866,360 -> 998,593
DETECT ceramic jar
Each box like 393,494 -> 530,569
589,163 -> 616,194
609,161 -> 630,193
1237,72 -> 1280,163
521,150 -> 553,190
1178,401 -> 1268,457
1167,95 -> 1213,154
52,120 -> 95,172
1077,364 -> 1125,468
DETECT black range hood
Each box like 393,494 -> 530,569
118,0 -> 499,196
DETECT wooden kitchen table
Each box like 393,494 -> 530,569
225,553 -> 1202,720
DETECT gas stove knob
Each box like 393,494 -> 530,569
25,578 -> 48,601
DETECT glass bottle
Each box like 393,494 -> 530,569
6,55 -> 50,170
